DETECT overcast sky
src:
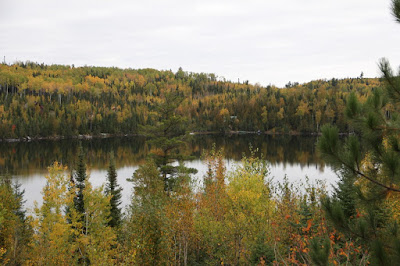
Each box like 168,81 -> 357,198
1,0 -> 400,87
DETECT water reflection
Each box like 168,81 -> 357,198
0,134 -> 326,176
0,135 -> 337,210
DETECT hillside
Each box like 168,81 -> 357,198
0,62 -> 384,139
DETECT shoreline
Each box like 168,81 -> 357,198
0,133 -> 141,143
0,130 -> 352,143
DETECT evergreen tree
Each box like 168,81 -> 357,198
69,148 -> 90,264
317,1 -> 400,263
250,231 -> 275,265
393,0 -> 400,23
28,163 -> 78,265
105,152 -> 122,228
0,175 -> 31,265
309,237 -> 330,266
29,162 -> 118,265
73,146 -> 87,220
140,90 -> 196,193
126,160 -> 170,264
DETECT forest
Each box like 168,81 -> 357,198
0,60 -> 384,140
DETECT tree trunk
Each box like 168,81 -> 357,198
184,236 -> 188,266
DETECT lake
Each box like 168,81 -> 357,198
0,134 -> 338,212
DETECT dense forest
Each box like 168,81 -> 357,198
0,61 -> 385,139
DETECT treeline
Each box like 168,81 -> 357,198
0,62 -> 382,138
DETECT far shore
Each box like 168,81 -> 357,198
0,130 -> 354,143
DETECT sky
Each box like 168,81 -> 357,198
1,0 -> 400,87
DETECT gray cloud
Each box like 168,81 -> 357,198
1,0 -> 399,86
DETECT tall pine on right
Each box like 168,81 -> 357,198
317,1 -> 400,264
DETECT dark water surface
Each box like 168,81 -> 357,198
0,135 -> 337,211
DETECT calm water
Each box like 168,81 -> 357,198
0,135 -> 337,212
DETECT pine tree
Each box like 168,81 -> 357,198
318,1 -> 400,263
126,160 -> 170,264
250,231 -> 275,265
105,152 -> 122,228
0,175 -> 31,265
29,162 -> 119,265
309,237 -> 330,266
73,146 -> 87,220
333,172 -> 357,219
140,90 -> 196,193
393,0 -> 400,23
